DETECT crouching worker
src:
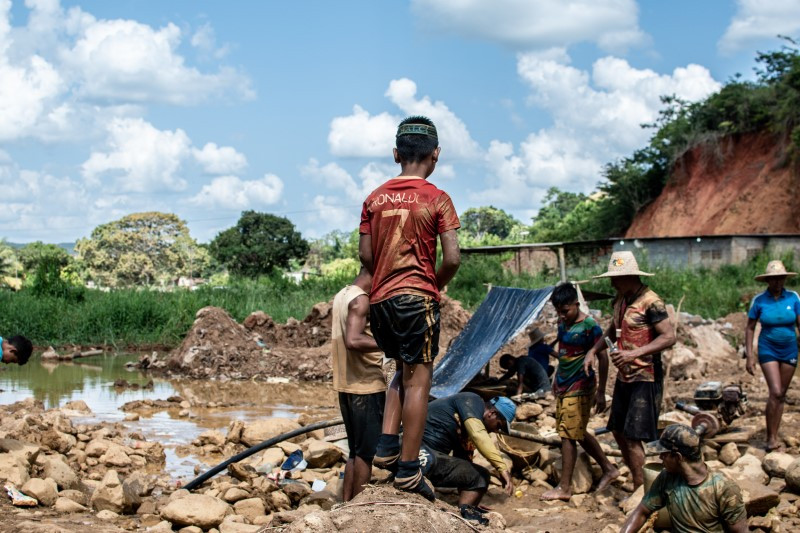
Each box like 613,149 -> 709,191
542,283 -> 618,501
1,335 -> 33,365
498,353 -> 550,396
620,424 -> 747,533
418,393 -> 516,525
331,267 -> 386,500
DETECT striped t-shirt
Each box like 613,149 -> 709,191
555,316 -> 603,397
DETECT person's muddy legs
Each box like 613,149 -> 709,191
541,438 -> 575,501
374,368 -> 404,469
761,361 -> 795,450
580,433 -> 620,490
382,368 -> 404,434
399,361 -> 433,461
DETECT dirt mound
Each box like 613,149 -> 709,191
284,485 -> 505,532
165,307 -> 266,379
438,295 -> 472,354
243,302 -> 332,349
626,131 -> 800,237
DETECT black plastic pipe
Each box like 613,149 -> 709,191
183,417 -> 344,491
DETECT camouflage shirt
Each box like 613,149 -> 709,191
613,284 -> 669,383
642,469 -> 746,533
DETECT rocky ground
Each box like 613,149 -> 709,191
1,299 -> 800,531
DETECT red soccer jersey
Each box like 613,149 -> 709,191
360,177 -> 460,303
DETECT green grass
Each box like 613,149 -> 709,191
0,252 -> 795,349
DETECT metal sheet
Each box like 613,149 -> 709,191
431,285 -> 554,398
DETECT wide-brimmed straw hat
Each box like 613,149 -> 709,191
527,327 -> 545,345
593,251 -> 653,278
755,260 -> 797,281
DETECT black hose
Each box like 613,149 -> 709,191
183,417 -> 344,491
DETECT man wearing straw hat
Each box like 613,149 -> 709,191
585,251 -> 676,491
745,259 -> 800,451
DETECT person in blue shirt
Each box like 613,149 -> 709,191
745,260 -> 800,451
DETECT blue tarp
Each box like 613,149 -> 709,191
430,285 -> 554,398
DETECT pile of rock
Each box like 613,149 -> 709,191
0,398 -> 165,520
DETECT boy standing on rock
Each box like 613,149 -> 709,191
541,283 -> 619,501
359,116 -> 461,500
331,267 -> 386,500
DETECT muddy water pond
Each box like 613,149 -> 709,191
0,354 -> 337,480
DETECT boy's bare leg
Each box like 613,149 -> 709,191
580,433 -> 620,490
399,361 -> 433,461
541,438 -> 575,501
382,368 -> 404,434
375,368 -> 404,469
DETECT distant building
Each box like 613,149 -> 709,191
462,234 -> 800,279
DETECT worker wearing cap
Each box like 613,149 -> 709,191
417,392 -> 515,525
620,424 -> 747,533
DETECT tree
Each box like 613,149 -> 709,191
17,241 -> 72,274
210,211 -> 309,278
460,206 -> 519,243
75,212 -> 210,287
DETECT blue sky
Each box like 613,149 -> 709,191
1,0 -> 798,244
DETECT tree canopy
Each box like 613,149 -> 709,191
210,211 -> 309,278
76,212 -> 209,287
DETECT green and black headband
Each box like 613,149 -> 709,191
396,123 -> 438,139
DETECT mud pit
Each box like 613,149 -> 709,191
2,299 -> 800,532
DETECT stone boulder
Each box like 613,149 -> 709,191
762,451 -> 795,478
515,403 -> 544,421
785,458 -> 800,493
0,439 -> 41,464
90,469 -> 137,514
554,452 -> 594,494
21,477 -> 58,506
160,493 -> 231,529
0,453 -> 30,486
664,344 -> 706,380
718,443 -> 741,466
282,480 -> 313,503
240,419 -> 303,447
41,454 -> 79,490
40,430 -> 76,454
737,478 -> 780,516
55,496 -> 87,513
100,444 -> 132,468
688,325 -> 736,362
721,453 -> 768,485
232,497 -> 266,521
303,439 -> 343,468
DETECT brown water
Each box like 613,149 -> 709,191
0,354 -> 337,480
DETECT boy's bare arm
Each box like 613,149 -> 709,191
344,294 -> 379,352
436,229 -> 460,290
358,234 -> 374,273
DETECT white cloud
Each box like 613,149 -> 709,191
0,0 -> 253,144
411,0 -> 647,53
301,159 -> 395,202
62,18 -> 253,105
328,78 -> 480,160
190,174 -> 283,209
192,142 -> 247,174
190,22 -> 231,59
328,105 -> 398,158
719,0 -> 800,55
81,117 -> 192,192
305,195 -> 360,238
473,52 -> 721,207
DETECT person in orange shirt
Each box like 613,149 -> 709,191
359,116 -> 461,500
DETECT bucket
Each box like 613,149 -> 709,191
497,423 -> 543,471
643,462 -> 672,530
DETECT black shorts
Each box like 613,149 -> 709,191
370,294 -> 440,365
607,378 -> 662,442
339,391 -> 385,461
421,447 -> 490,492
